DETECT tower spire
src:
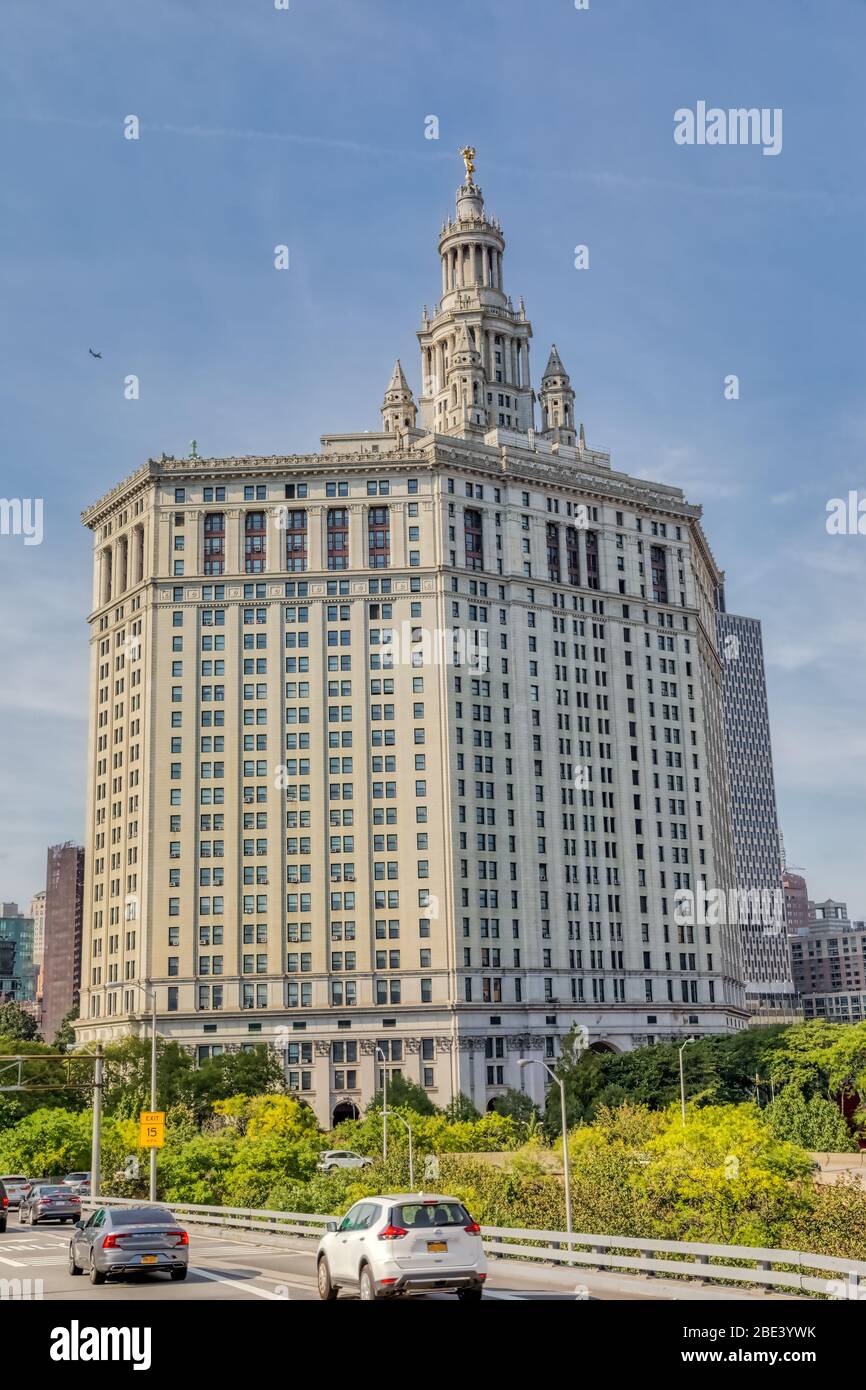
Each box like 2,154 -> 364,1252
380,359 -> 417,434
540,343 -> 576,447
417,153 -> 534,438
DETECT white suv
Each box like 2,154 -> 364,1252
316,1193 -> 487,1301
316,1150 -> 371,1173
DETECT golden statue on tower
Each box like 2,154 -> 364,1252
459,146 -> 477,182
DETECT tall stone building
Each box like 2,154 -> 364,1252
75,157 -> 746,1120
715,602 -> 798,1020
42,842 -> 86,1042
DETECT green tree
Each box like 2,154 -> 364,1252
765,1084 -> 855,1152
368,1074 -> 438,1116
0,1105 -> 91,1176
489,1087 -> 539,1132
443,1093 -> 480,1123
101,1037 -> 196,1118
0,1002 -> 41,1042
188,1046 -> 287,1114
53,1007 -> 79,1051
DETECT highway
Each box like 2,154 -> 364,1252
0,1219 -> 646,1302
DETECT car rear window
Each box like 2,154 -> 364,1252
1,1176 -> 28,1184
35,1186 -> 70,1196
392,1201 -> 470,1228
111,1208 -> 178,1226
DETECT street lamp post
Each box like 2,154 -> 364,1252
679,1037 -> 697,1126
518,1058 -> 572,1240
375,1047 -> 388,1161
387,1110 -> 415,1190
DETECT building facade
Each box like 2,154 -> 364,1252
715,603 -> 798,1020
0,902 -> 37,1008
790,899 -> 866,1022
75,160 -> 747,1121
782,870 -> 810,934
30,889 -> 46,964
42,842 -> 86,1043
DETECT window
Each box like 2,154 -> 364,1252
368,507 -> 390,569
464,509 -> 483,571
285,509 -> 307,572
327,509 -> 349,570
203,512 -> 225,575
245,511 -> 266,573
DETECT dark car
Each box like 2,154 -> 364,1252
0,1179 -> 7,1234
69,1206 -> 189,1285
19,1183 -> 82,1225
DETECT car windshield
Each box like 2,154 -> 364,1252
392,1201 -> 470,1228
111,1208 -> 178,1226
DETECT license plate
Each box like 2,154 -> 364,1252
141,1254 -> 158,1264
427,1240 -> 447,1253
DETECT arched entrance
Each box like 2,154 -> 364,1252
332,1100 -> 361,1127
589,1041 -> 619,1055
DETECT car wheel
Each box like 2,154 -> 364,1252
0,1220 -> 6,1234
358,1265 -> 379,1302
18,1209 -> 27,1225
68,1248 -> 82,1276
457,1287 -> 483,1302
317,1256 -> 339,1301
88,1259 -> 106,1286
170,1268 -> 187,1282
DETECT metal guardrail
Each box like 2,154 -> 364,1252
88,1196 -> 866,1297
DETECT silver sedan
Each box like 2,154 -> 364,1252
19,1183 -> 82,1224
69,1206 -> 190,1285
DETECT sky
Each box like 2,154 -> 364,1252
0,0 -> 864,916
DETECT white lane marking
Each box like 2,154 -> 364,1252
0,1256 -> 26,1267
484,1289 -> 525,1300
188,1266 -> 292,1300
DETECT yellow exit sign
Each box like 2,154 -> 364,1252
139,1111 -> 165,1148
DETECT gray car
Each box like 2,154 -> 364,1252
0,1175 -> 31,1210
19,1183 -> 82,1225
69,1206 -> 190,1285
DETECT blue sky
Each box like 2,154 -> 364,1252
1,0 -> 865,914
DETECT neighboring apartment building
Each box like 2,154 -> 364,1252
789,899 -> 866,1023
75,158 -> 747,1121
42,842 -> 86,1042
715,601 -> 798,1021
0,902 -> 37,1007
783,870 -> 810,933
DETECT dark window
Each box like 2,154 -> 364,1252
245,512 -> 266,574
327,508 -> 349,570
368,506 -> 390,569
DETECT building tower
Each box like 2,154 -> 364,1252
539,345 -> 577,447
418,152 -> 534,437
75,151 -> 748,1122
716,598 -> 798,1021
380,360 -> 417,434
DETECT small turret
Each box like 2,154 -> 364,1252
540,344 -> 576,447
381,360 -> 417,433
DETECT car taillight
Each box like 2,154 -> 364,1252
167,1230 -> 189,1245
102,1233 -> 118,1248
464,1221 -> 481,1235
1,1196 -> 7,1209
41,1198 -> 53,1205
378,1224 -> 409,1240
